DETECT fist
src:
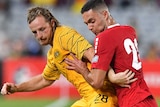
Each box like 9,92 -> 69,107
1,83 -> 17,95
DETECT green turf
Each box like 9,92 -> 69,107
157,99 -> 160,107
0,96 -> 159,107
0,96 -> 75,107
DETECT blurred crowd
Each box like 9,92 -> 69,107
0,0 -> 160,60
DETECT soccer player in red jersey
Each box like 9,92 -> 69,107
65,0 -> 158,107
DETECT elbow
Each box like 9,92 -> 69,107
91,81 -> 103,89
43,77 -> 54,87
45,80 -> 54,87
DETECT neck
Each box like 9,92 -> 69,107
104,16 -> 116,30
50,26 -> 57,46
109,15 -> 116,25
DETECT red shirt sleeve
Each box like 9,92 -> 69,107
91,30 -> 117,71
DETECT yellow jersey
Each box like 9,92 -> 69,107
43,26 -> 93,98
42,26 -> 118,106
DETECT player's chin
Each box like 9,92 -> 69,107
39,41 -> 48,46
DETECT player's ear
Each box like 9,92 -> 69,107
51,19 -> 56,27
102,10 -> 109,20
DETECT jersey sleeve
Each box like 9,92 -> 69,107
59,27 -> 92,59
42,51 -> 61,81
91,35 -> 116,71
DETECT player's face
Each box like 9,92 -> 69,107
29,16 -> 54,46
82,9 -> 107,35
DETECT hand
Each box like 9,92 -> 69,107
108,69 -> 137,88
1,82 -> 17,95
65,53 -> 88,74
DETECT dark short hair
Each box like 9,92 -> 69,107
81,0 -> 106,14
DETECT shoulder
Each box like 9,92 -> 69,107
57,25 -> 75,31
56,25 -> 78,35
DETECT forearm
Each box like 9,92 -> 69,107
81,68 -> 105,89
15,75 -> 54,92
81,69 -> 95,87
83,47 -> 94,62
108,69 -> 137,88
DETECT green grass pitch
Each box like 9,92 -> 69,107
0,96 -> 159,107
0,97 -> 76,107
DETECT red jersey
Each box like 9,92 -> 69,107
91,24 -> 152,107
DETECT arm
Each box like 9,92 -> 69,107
65,53 -> 106,89
83,47 -> 95,62
108,68 -> 137,88
81,47 -> 107,88
1,74 -> 54,95
65,54 -> 137,88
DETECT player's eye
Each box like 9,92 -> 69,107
32,31 -> 37,34
39,27 -> 45,32
88,19 -> 95,24
90,20 -> 95,24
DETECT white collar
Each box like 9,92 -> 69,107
107,23 -> 120,29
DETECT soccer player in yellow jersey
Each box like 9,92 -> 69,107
1,7 -> 136,107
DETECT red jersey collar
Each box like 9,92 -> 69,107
107,23 -> 120,29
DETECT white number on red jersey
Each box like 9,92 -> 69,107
124,38 -> 142,70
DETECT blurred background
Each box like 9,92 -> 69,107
0,0 -> 160,107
